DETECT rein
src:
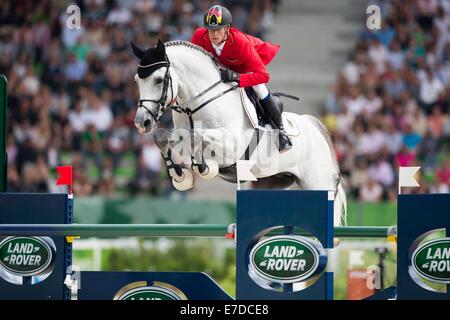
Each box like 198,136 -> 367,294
138,54 -> 238,130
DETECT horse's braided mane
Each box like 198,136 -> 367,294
164,40 -> 215,60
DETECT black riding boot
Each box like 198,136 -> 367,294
260,93 -> 293,152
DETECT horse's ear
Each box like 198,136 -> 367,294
156,39 -> 165,52
131,41 -> 145,59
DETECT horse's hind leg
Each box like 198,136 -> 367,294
153,128 -> 194,191
300,151 -> 342,226
289,115 -> 344,225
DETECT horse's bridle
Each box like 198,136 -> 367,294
137,54 -> 174,123
137,54 -> 238,130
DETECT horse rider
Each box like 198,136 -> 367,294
191,5 -> 292,153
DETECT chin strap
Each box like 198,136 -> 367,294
217,36 -> 227,46
216,27 -> 230,46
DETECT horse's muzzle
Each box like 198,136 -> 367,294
134,108 -> 154,134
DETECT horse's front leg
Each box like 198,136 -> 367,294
153,128 -> 194,191
191,128 -> 220,180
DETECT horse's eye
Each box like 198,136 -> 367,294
155,78 -> 163,85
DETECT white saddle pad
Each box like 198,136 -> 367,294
239,88 -> 300,137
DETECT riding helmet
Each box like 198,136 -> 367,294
203,5 -> 232,30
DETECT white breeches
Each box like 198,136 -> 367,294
252,83 -> 269,100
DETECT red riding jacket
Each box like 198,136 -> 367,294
191,27 -> 280,88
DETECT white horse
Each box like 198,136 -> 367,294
131,40 -> 346,226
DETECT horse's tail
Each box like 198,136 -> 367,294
336,182 -> 347,226
304,115 -> 347,226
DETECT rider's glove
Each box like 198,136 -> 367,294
220,68 -> 240,84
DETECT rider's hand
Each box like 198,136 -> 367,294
220,68 -> 240,84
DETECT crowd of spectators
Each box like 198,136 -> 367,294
323,0 -> 450,202
0,0 -> 279,197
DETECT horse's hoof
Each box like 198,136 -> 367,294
193,159 -> 219,180
172,169 -> 194,191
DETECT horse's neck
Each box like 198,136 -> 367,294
167,46 -> 247,128
166,46 -> 221,100
166,45 -> 256,163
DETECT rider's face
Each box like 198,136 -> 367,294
208,26 -> 229,46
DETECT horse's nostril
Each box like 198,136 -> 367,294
144,119 -> 151,128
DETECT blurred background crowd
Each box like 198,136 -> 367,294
322,0 -> 450,201
0,0 -> 279,197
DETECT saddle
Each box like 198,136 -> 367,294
218,87 -> 300,182
240,88 -> 300,136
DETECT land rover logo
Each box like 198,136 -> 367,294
412,237 -> 450,284
0,237 -> 54,277
249,235 -> 322,283
116,286 -> 182,300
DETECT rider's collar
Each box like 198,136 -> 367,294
212,41 -> 226,55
